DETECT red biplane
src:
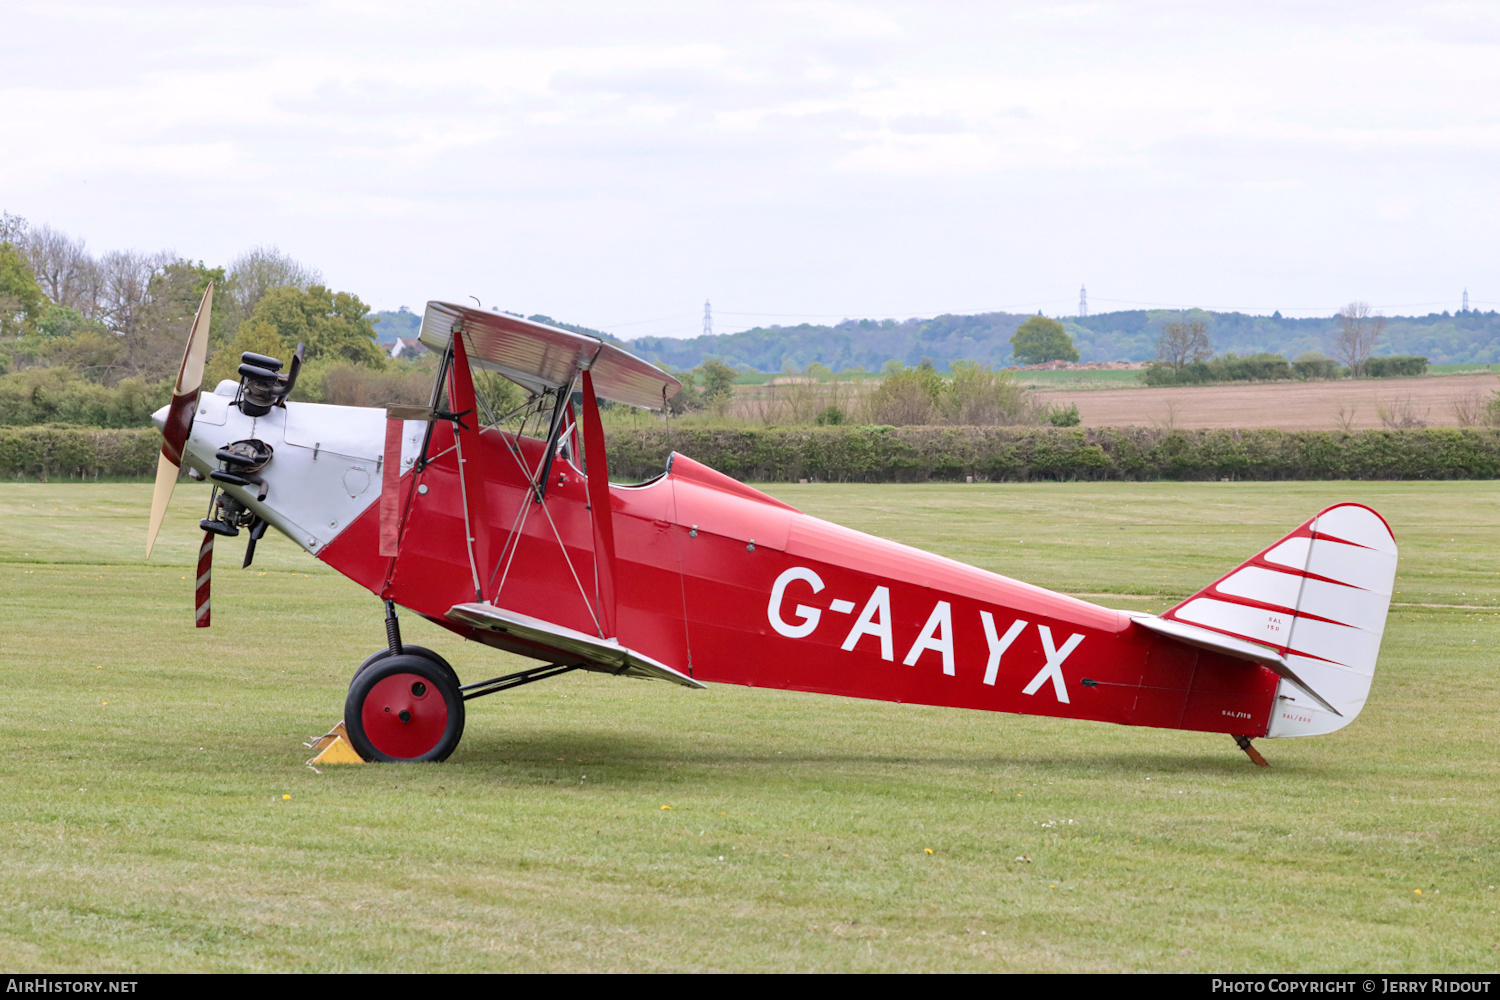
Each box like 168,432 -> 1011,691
147,287 -> 1398,765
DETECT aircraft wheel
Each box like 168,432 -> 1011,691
345,654 -> 465,763
353,644 -> 459,689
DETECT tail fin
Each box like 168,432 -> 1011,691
1159,503 -> 1397,737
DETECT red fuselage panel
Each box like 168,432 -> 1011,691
318,429 -> 1276,735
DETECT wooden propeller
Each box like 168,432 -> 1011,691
145,282 -> 213,558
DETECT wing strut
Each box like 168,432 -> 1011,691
447,330 -> 490,602
533,379 -> 574,503
580,365 -> 618,639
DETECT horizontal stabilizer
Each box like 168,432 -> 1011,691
1129,614 -> 1341,716
447,603 -> 706,689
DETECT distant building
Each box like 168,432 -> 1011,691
373,306 -> 422,347
390,337 -> 428,359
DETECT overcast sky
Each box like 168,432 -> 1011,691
3,1 -> 1496,337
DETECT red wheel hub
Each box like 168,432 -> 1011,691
360,672 -> 450,759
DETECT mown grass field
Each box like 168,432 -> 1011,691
1431,364 -> 1500,376
1012,368 -> 1146,389
1,480 -> 1496,972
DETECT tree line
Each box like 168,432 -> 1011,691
0,210 -> 1074,434
625,305 -> 1500,372
1144,309 -> 1429,386
0,212 -> 404,427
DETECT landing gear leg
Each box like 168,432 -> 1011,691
353,601 -> 460,688
384,599 -> 403,656
1234,735 -> 1270,767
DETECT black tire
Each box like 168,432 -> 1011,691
345,654 -> 466,763
353,644 -> 459,689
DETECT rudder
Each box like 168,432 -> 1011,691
1159,503 -> 1397,737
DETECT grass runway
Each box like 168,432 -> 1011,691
1,480 -> 1496,972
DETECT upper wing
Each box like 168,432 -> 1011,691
418,302 -> 681,409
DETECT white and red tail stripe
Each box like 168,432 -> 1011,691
196,531 -> 213,628
1160,503 -> 1397,737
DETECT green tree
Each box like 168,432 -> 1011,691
941,360 -> 1033,425
226,246 -> 322,325
0,242 -> 45,338
1485,390 -> 1500,428
0,366 -> 167,427
1043,402 -> 1081,426
247,285 -> 385,367
1010,315 -> 1079,365
35,303 -> 98,340
694,358 -> 737,414
470,365 -> 526,419
1155,319 -> 1211,368
39,329 -> 125,383
865,359 -> 945,425
665,367 -> 702,415
204,319 -> 291,389
159,260 -> 230,344
126,259 -> 226,382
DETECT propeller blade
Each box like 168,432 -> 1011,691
146,282 -> 214,557
196,530 -> 213,628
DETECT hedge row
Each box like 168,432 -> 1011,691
1364,355 -> 1430,378
1142,354 -> 1428,386
608,426 -> 1500,482
5,424 -> 1500,483
1,426 -> 160,480
1143,354 -> 1299,385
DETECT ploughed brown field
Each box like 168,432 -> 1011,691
1038,373 -> 1500,430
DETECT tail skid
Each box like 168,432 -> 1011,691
1158,503 -> 1398,738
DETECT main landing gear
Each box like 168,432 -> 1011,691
353,644 -> 460,689
346,654 -> 466,762
340,600 -> 585,762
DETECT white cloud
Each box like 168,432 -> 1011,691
2,1 -> 1496,323
780,1 -> 903,37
